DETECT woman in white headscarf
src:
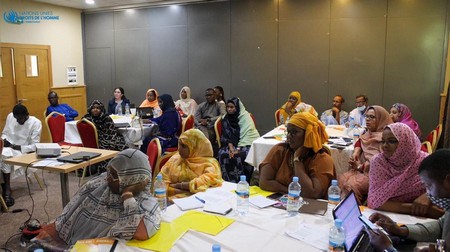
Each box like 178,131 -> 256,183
174,86 -> 198,117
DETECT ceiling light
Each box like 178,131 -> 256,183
85,0 -> 95,5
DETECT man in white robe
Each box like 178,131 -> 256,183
1,104 -> 42,206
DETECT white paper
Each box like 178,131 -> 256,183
194,188 -> 235,204
32,159 -> 65,167
285,224 -> 329,251
249,195 -> 278,208
203,202 -> 233,215
172,195 -> 204,211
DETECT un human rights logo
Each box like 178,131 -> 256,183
3,9 -> 23,24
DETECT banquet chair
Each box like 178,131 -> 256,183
45,112 -> 82,146
214,117 -> 222,148
147,138 -> 162,192
76,119 -> 99,148
425,129 -> 437,153
421,141 -> 433,154
274,109 -> 281,126
182,114 -> 194,133
152,152 -> 176,193
434,124 -> 443,151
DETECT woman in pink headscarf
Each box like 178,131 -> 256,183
368,123 -> 443,218
390,103 -> 422,139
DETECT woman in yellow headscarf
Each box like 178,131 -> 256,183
160,129 -> 223,198
259,112 -> 335,199
278,91 -> 318,125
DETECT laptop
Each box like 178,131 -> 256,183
332,191 -> 374,252
136,107 -> 154,119
57,151 -> 102,164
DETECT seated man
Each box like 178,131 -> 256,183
1,104 -> 42,207
347,94 -> 368,128
194,88 -> 226,144
366,149 -> 450,252
46,91 -> 78,122
320,95 -> 348,125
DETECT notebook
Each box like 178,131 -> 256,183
56,151 -> 102,164
332,191 -> 374,252
136,107 -> 154,119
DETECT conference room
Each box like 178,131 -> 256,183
1,0 -> 450,251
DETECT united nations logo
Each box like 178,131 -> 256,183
3,9 -> 23,24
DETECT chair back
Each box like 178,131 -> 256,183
214,117 -> 222,148
421,141 -> 433,154
153,152 -> 176,190
76,119 -> 99,148
45,112 -> 66,143
147,138 -> 162,178
425,129 -> 437,152
434,124 -> 443,151
274,109 -> 281,126
182,114 -> 195,133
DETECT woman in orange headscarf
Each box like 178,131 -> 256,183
140,89 -> 160,108
278,91 -> 318,125
160,129 -> 223,198
259,112 -> 335,199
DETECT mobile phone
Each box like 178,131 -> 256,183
359,215 -> 378,231
267,192 -> 283,200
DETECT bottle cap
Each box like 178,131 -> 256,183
156,173 -> 162,180
332,180 -> 338,186
240,175 -> 246,181
212,244 -> 221,251
292,176 -> 299,183
335,219 -> 343,228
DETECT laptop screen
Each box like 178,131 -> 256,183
332,191 -> 365,251
136,107 -> 153,119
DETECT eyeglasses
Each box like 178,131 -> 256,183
365,115 -> 376,120
381,139 -> 399,145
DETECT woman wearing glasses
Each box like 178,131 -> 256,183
367,123 -> 443,218
339,105 -> 393,204
259,112 -> 334,199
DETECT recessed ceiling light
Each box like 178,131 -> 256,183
85,0 -> 95,5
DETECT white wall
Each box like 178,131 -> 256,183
0,0 -> 84,87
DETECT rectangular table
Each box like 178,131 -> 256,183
245,125 -> 354,177
3,146 -> 118,206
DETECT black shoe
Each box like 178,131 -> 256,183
3,195 -> 14,207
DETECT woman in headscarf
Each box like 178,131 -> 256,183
107,87 -> 131,115
390,103 -> 422,139
160,129 -> 223,198
31,149 -> 161,250
174,86 -> 198,117
140,89 -> 161,117
140,94 -> 181,153
368,123 -> 443,218
218,97 -> 260,183
278,91 -> 317,125
259,112 -> 335,199
83,100 -> 128,152
339,105 -> 393,204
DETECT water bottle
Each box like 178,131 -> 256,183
154,174 -> 167,212
212,244 -> 221,252
117,105 -> 122,115
328,180 -> 341,206
287,176 -> 301,216
352,127 -> 360,143
125,103 -> 130,116
236,175 -> 249,216
329,219 -> 345,252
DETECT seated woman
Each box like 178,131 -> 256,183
339,105 -> 393,204
160,129 -> 223,198
140,94 -> 181,153
175,86 -> 198,117
139,88 -> 161,117
108,87 -> 131,115
259,112 -> 334,199
218,97 -> 260,183
83,100 -> 128,152
278,91 -> 318,125
31,149 -> 161,250
368,123 -> 444,218
214,86 -> 225,104
390,103 -> 422,139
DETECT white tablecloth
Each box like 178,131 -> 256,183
245,125 -> 354,177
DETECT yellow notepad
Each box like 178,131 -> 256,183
71,238 -> 115,252
249,186 -> 275,197
127,222 -> 186,252
173,211 -> 235,236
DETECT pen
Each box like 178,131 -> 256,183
195,196 -> 205,204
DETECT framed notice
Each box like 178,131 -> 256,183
67,66 -> 77,85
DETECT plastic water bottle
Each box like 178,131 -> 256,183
212,244 -> 221,252
117,105 -> 122,115
328,180 -> 341,206
287,176 -> 301,216
154,174 -> 167,212
352,127 -> 360,143
125,103 -> 130,116
236,175 -> 249,216
329,219 -> 345,252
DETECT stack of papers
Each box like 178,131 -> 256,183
285,224 -> 329,251
249,195 -> 278,208
172,195 -> 204,211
